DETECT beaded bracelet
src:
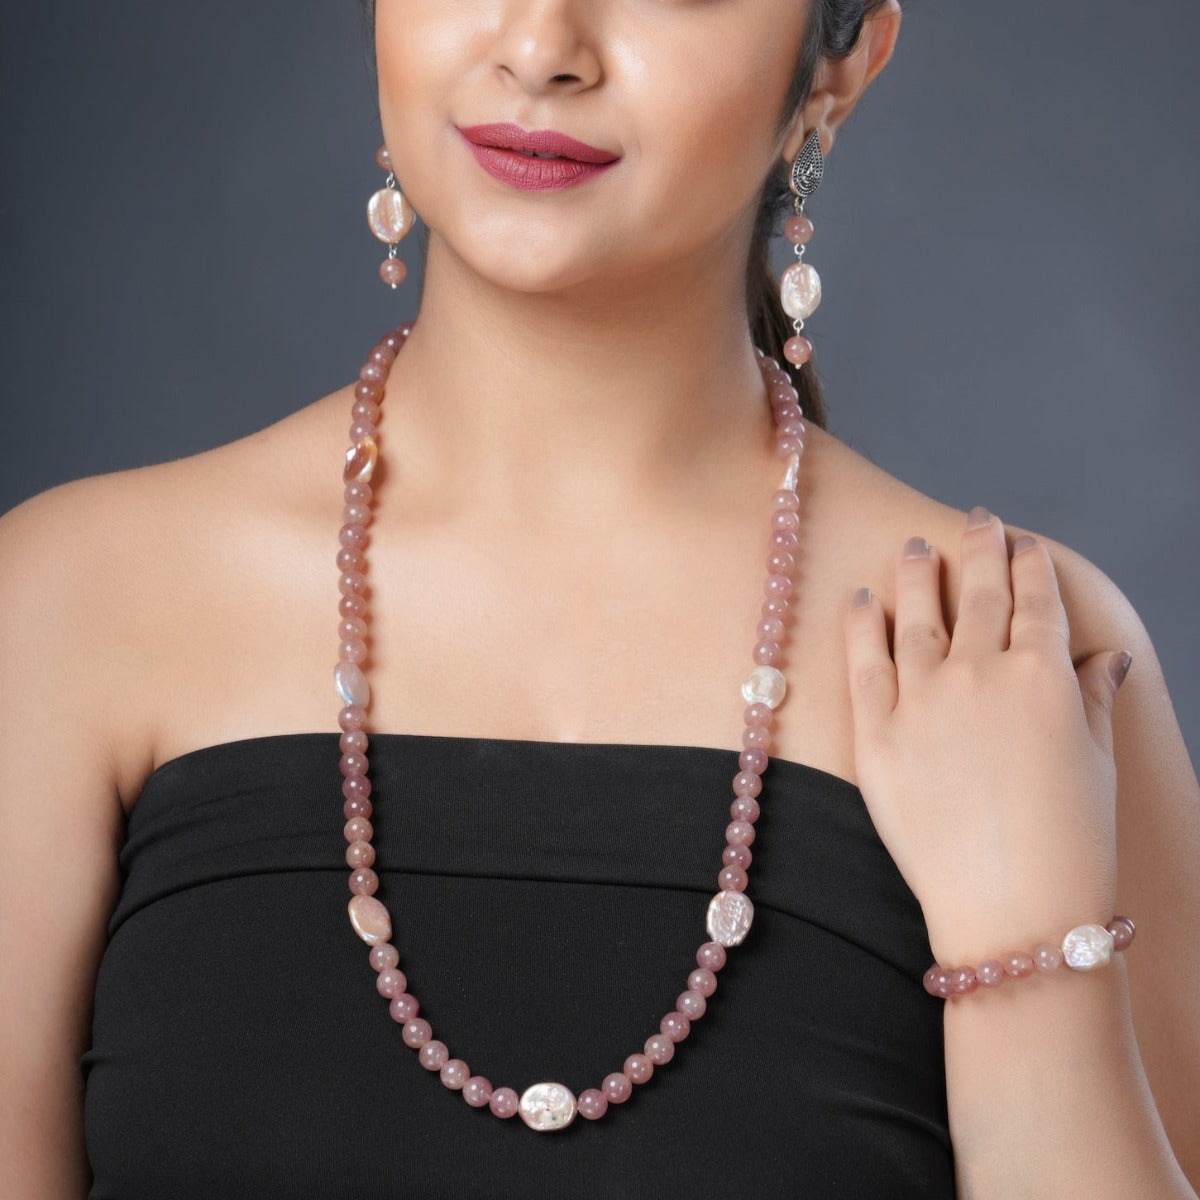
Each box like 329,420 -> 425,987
923,915 -> 1136,999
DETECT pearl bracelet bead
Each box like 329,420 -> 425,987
922,916 -> 1136,999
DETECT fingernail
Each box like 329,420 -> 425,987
1108,650 -> 1133,689
903,536 -> 930,559
966,505 -> 993,530
1012,534 -> 1037,556
852,586 -> 873,609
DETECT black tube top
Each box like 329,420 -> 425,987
81,732 -> 954,1197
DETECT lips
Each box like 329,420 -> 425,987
458,122 -> 619,164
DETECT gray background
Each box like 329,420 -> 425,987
2,2 -> 1197,764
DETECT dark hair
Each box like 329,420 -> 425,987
359,0 -> 893,430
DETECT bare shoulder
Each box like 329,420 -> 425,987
804,422 -> 1134,648
0,385 -> 352,808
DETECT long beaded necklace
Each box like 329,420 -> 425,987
335,321 -> 807,1131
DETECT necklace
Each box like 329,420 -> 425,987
335,321 -> 807,1131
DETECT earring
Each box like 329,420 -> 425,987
779,129 -> 824,367
367,144 -> 416,289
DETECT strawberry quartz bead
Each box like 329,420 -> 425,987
375,968 -> 407,998
783,336 -> 814,367
723,843 -> 752,870
1034,944 -> 1064,972
418,1040 -> 449,1071
624,1054 -> 654,1085
489,1087 -> 520,1118
949,967 -> 978,995
463,1077 -> 493,1108
602,1073 -> 633,1104
401,1019 -> 431,1048
660,1012 -> 691,1043
1004,952 -> 1035,979
922,967 -> 954,998
731,796 -> 760,823
697,942 -> 727,971
368,942 -> 398,971
440,1059 -> 470,1090
1107,916 -> 1136,950
976,960 -> 1007,987
644,1034 -> 675,1066
577,1089 -> 609,1120
784,214 -> 814,244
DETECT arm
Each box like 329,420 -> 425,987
944,542 -> 1200,1199
0,483 -> 129,1198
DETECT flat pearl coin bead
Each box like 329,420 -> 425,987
518,1082 -> 578,1132
348,894 -> 392,947
779,261 -> 822,321
367,187 -> 415,244
706,891 -> 755,948
1061,923 -> 1115,970
742,665 -> 787,709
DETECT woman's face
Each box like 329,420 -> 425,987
374,0 -> 810,296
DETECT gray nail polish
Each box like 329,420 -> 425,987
966,505 -> 992,530
903,536 -> 930,559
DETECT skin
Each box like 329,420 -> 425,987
1,1 -> 1198,1195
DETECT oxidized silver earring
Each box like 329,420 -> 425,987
779,129 -> 824,366
367,145 -> 416,289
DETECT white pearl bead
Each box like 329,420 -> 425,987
518,1082 -> 577,1131
335,661 -> 370,708
347,894 -> 392,946
1061,923 -> 1115,970
742,665 -> 787,709
367,187 -> 415,244
706,890 -> 754,947
780,261 -> 822,320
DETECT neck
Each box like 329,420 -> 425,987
382,231 -> 779,526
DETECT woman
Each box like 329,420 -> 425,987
1,0 -> 1197,1195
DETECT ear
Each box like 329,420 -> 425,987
781,0 -> 902,165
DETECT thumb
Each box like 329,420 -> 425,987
1076,648 -> 1132,751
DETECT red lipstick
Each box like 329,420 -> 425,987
458,122 -> 620,191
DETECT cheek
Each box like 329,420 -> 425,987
373,5 -> 469,183
622,33 -> 796,237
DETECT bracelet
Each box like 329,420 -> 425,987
923,915 -> 1136,999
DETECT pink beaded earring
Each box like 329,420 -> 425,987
779,129 -> 824,369
367,144 -> 416,289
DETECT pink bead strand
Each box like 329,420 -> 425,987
923,916 -> 1136,999
336,328 -> 807,1128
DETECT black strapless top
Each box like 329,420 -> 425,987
81,733 -> 954,1197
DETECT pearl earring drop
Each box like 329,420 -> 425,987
779,130 -> 824,367
367,144 -> 416,289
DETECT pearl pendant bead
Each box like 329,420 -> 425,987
367,187 -> 415,244
706,890 -> 755,947
335,661 -> 370,708
518,1082 -> 577,1131
742,665 -> 787,709
344,436 -> 378,484
1061,923 -> 1115,971
780,261 -> 822,320
348,894 -> 392,946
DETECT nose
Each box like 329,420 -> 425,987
492,0 -> 602,95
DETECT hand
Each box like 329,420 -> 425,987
842,507 -> 1132,966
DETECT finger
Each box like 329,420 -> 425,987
844,585 -> 897,736
1006,534 -> 1071,663
892,535 -> 950,689
949,506 -> 1013,658
1076,648 -> 1132,757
